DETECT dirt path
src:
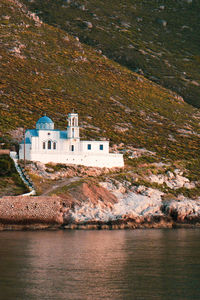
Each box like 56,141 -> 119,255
41,176 -> 80,196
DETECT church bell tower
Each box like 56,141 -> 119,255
67,112 -> 80,139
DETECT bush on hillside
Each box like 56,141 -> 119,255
0,155 -> 15,176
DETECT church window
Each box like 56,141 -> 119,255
71,145 -> 74,151
43,142 -> 46,149
100,144 -> 103,150
48,140 -> 51,149
88,144 -> 91,150
48,132 -> 50,136
53,142 -> 56,150
72,128 -> 75,138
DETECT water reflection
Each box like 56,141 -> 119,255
0,229 -> 200,300
24,231 -> 128,300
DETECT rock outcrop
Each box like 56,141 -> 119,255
62,183 -> 200,229
0,182 -> 199,230
162,198 -> 200,223
26,162 -> 115,180
149,169 -> 196,189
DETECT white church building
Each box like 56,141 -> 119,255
19,112 -> 124,168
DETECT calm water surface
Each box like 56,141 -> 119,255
0,229 -> 200,300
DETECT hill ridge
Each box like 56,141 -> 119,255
20,0 -> 200,108
0,0 -> 199,166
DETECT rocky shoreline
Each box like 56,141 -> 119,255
0,183 -> 200,230
1,216 -> 200,231
1,161 -> 199,230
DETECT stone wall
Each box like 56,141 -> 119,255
0,196 -> 63,228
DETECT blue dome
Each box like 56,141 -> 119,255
36,116 -> 54,124
36,116 -> 54,130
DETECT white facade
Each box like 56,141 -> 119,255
19,113 -> 124,168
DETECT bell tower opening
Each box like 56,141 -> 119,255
67,112 -> 80,140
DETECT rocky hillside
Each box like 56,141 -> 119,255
15,161 -> 199,229
0,1 -> 199,154
0,0 -> 199,197
1,182 -> 200,230
21,0 -> 200,108
23,160 -> 200,201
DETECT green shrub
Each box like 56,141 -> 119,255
0,156 -> 15,176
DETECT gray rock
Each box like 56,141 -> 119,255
166,171 -> 174,179
184,182 -> 195,189
2,15 -> 10,20
83,21 -> 93,29
157,19 -> 167,27
80,5 -> 85,11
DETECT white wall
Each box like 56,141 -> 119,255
29,152 -> 124,168
31,130 -> 68,152
79,141 -> 109,154
19,129 -> 124,168
19,144 -> 31,161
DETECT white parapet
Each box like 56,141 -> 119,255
29,152 -> 124,168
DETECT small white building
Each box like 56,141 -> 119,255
19,113 -> 124,168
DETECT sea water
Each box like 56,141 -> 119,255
0,229 -> 200,300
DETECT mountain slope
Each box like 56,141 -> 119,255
21,0 -> 200,108
0,0 -> 199,165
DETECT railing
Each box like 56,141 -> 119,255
10,151 -> 36,196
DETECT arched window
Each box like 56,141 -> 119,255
53,142 -> 56,150
72,128 -> 75,138
48,140 -> 51,149
43,142 -> 46,149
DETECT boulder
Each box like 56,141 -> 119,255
157,19 -> 167,27
83,21 -> 93,29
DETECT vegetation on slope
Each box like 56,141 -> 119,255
0,154 -> 28,196
21,0 -> 200,108
24,159 -> 200,199
0,0 -> 199,156
0,0 -> 199,197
